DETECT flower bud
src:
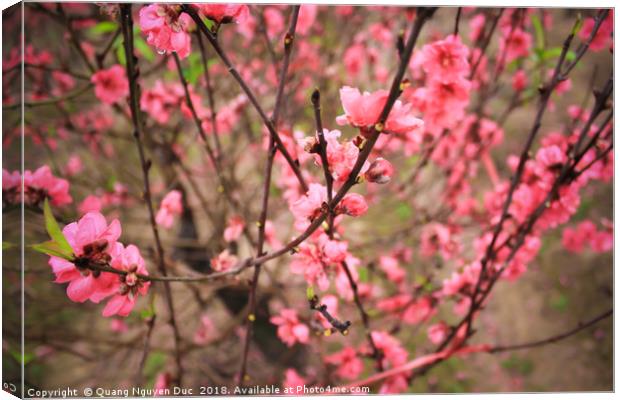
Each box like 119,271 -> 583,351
336,193 -> 368,217
364,157 -> 394,184
302,136 -> 320,153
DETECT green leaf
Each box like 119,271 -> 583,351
306,285 -> 315,300
395,203 -> 412,219
531,14 -> 545,50
358,266 -> 368,283
140,308 -> 155,320
3,241 -> 15,250
11,349 -> 35,365
134,36 -> 155,62
571,13 -> 583,36
31,241 -> 73,260
550,292 -> 569,311
89,21 -> 118,35
116,41 -> 126,66
43,198 -> 73,257
143,352 -> 167,378
105,174 -> 118,192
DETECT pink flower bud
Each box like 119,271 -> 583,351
364,157 -> 394,184
336,193 -> 368,217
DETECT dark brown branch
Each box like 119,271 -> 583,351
194,30 -> 222,158
119,4 -> 183,386
238,6 -> 300,385
311,88 -> 335,235
490,309 -> 612,353
453,7 -> 462,36
309,295 -> 351,334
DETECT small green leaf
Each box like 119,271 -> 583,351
89,21 -> 118,35
396,203 -> 412,219
105,175 -> 118,192
3,241 -> 15,250
306,285 -> 315,300
10,349 -> 35,365
550,292 -> 569,311
43,198 -> 73,257
140,308 -> 155,320
571,13 -> 583,36
116,41 -> 126,66
358,266 -> 368,283
134,36 -> 155,62
31,241 -> 73,260
144,352 -> 167,378
531,15 -> 545,50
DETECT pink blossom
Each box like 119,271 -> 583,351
79,195 -> 103,215
290,234 -> 348,291
590,230 -> 613,253
420,34 -> 470,81
296,5 -> 317,35
7,165 -> 73,207
427,322 -> 449,344
110,319 -> 128,333
420,223 -> 460,260
90,65 -> 128,105
379,255 -> 406,284
198,4 -> 249,24
469,13 -> 486,42
283,369 -> 306,393
336,193 -> 368,217
102,244 -> 150,317
312,129 -> 367,183
223,215 -> 245,242
343,43 -> 366,77
512,70 -> 528,91
270,308 -> 309,347
64,155 -> 83,177
141,80 -> 184,124
336,86 -> 387,128
336,86 -> 423,135
365,157 -> 394,184
211,249 -> 238,272
194,314 -> 217,345
290,183 -> 327,222
498,27 -> 532,63
325,347 -> 364,380
153,372 -> 171,396
579,12 -> 613,52
402,296 -> 435,325
156,190 -> 183,229
48,212 -> 122,303
139,5 -> 192,59
263,7 -> 284,37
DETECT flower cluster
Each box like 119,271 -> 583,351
3,165 -> 72,208
139,5 -> 193,58
48,212 -> 149,317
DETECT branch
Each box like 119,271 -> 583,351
182,4 -> 309,193
119,4 -> 183,386
238,6 -> 300,385
490,309 -> 612,353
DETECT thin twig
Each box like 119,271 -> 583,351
119,4 -> 183,386
238,6 -> 300,385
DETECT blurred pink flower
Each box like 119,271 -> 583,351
270,308 -> 309,347
91,65 -> 128,105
